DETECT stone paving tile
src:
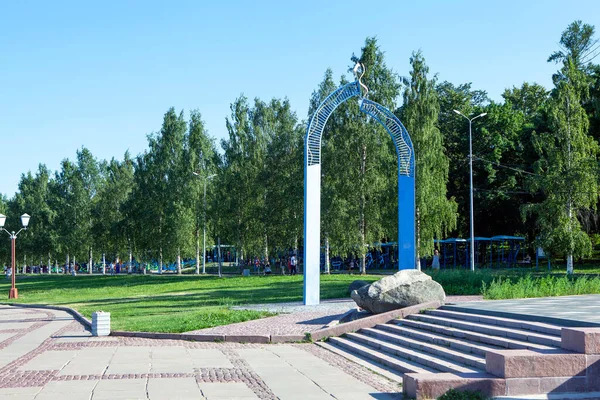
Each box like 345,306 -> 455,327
59,347 -> 116,376
147,377 -> 202,399
18,350 -> 78,371
200,382 -> 258,399
187,349 -> 233,369
93,378 -> 147,400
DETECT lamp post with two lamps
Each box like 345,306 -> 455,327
0,213 -> 31,299
453,110 -> 487,272
192,172 -> 217,274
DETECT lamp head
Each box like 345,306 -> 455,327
0,214 -> 5,229
21,213 -> 30,229
479,113 -> 488,117
453,110 -> 461,115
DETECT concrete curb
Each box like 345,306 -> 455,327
6,302 -> 92,329
309,300 -> 442,342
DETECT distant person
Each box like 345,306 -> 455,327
264,261 -> 272,275
290,255 -> 297,275
432,249 -> 440,270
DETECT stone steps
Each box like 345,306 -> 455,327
405,313 -> 562,347
326,336 -> 436,374
430,308 -> 563,336
319,307 -> 565,380
375,323 -> 503,357
359,327 -> 486,370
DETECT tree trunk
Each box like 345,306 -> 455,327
196,228 -> 200,274
89,248 -> 93,274
217,237 -> 222,278
102,253 -> 106,275
159,247 -> 163,274
177,248 -> 182,275
66,254 -> 69,275
48,253 -> 51,274
128,249 -> 132,274
325,236 -> 330,274
360,144 -> 367,275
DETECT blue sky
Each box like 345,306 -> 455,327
1,0 -> 599,197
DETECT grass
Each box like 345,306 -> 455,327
0,273 -> 379,333
482,274 -> 600,299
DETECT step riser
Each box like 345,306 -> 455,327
408,314 -> 561,347
429,309 -> 563,336
361,329 -> 485,370
345,333 -> 477,374
328,337 -> 422,374
376,324 -> 491,357
399,319 -> 552,351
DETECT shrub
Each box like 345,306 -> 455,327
482,274 -> 600,299
438,388 -> 487,400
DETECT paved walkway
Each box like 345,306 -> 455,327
0,305 -> 400,399
447,294 -> 600,327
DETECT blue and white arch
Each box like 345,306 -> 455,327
303,70 -> 416,305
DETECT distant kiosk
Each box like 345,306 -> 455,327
303,63 -> 416,305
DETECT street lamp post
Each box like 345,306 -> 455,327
0,213 -> 31,299
193,172 -> 216,274
453,110 -> 487,272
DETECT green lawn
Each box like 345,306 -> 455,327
0,274 -> 379,333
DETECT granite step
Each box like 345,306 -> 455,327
359,327 -> 486,370
314,341 -> 404,383
396,318 -> 557,351
375,323 -> 504,357
406,313 -> 562,347
344,332 -> 482,374
429,308 -> 563,336
327,336 -> 435,375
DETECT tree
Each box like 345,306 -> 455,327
526,59 -> 599,273
320,37 -> 400,273
185,110 -> 218,274
400,50 -> 457,261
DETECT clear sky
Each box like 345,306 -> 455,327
1,0 -> 599,197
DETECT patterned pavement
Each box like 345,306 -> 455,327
0,305 -> 401,399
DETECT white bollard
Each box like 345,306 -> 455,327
92,311 -> 111,336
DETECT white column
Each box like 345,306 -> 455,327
303,163 -> 321,305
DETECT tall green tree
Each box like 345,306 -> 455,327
185,110 -> 218,274
400,51 -> 457,260
526,59 -> 599,273
320,37 -> 400,273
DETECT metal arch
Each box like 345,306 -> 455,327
303,75 -> 417,306
359,99 -> 415,177
306,81 -> 361,166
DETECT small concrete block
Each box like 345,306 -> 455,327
91,311 -> 110,336
506,378 -> 540,395
562,328 -> 600,354
224,334 -> 270,343
270,334 -> 307,343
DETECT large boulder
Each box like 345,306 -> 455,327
351,270 -> 445,314
348,280 -> 370,294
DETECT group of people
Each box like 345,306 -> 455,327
241,254 -> 298,275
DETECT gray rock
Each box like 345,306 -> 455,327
348,280 -> 369,294
350,270 -> 445,314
